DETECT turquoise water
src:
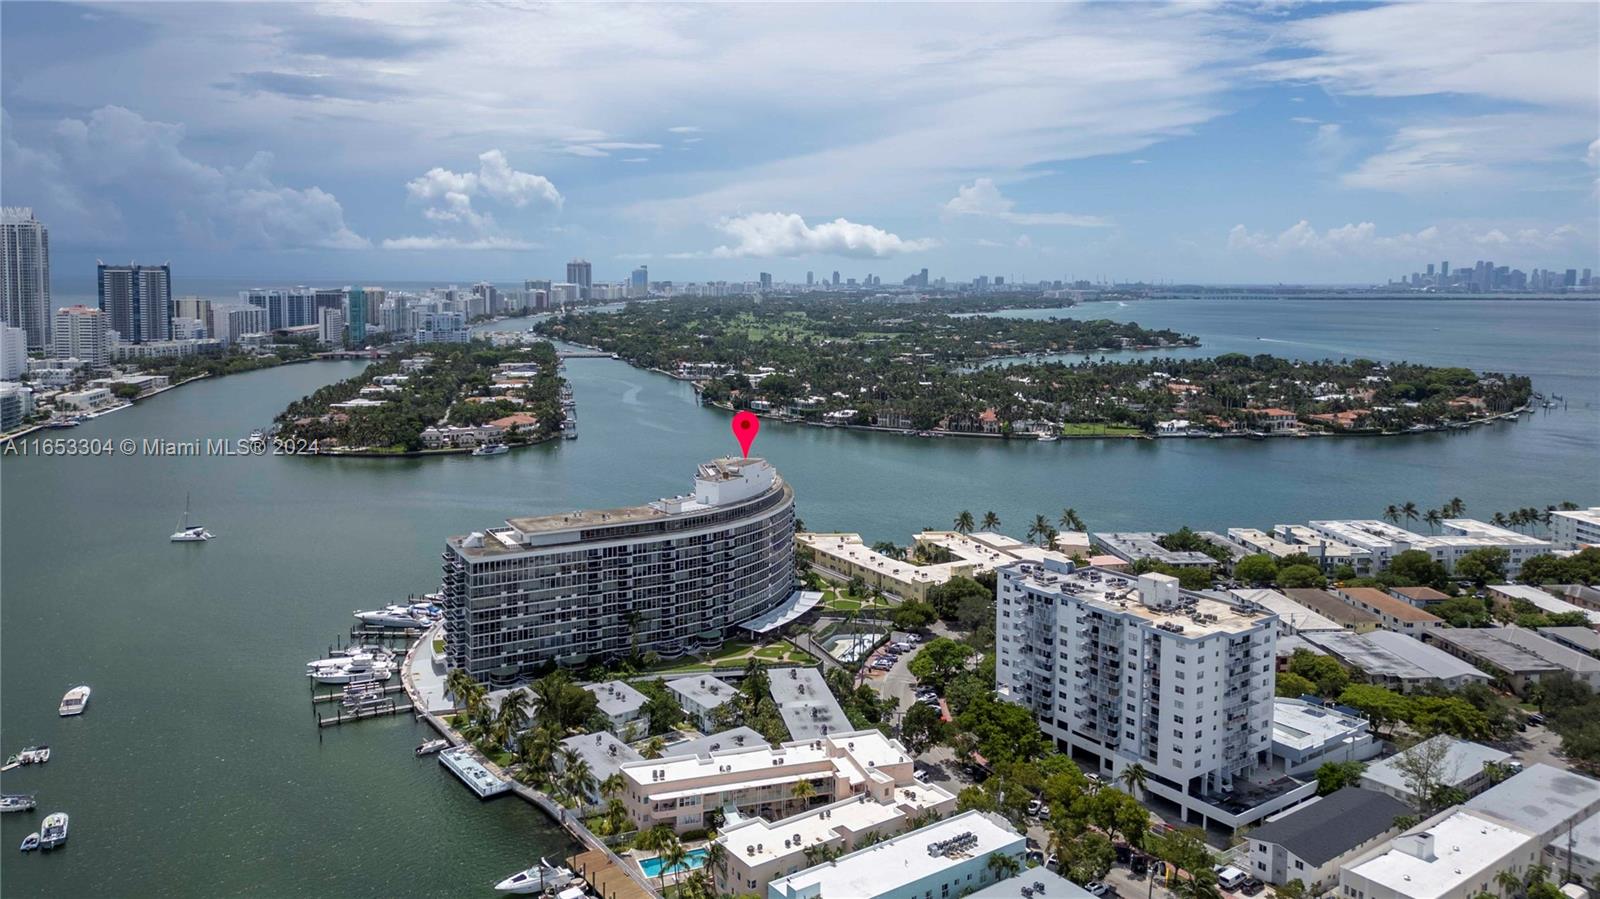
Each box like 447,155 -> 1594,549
1,297 -> 1595,897
639,846 -> 710,877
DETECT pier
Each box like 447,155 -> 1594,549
316,698 -> 414,727
310,683 -> 406,704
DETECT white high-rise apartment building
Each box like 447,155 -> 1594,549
1,325 -> 27,379
208,304 -> 268,346
996,560 -> 1284,829
1,207 -> 51,350
51,305 -> 110,366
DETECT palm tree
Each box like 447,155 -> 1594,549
642,736 -> 667,760
600,772 -> 625,799
658,837 -> 688,892
1424,509 -> 1442,533
1060,508 -> 1086,532
792,778 -> 817,807
1494,868 -> 1521,899
1383,505 -> 1401,525
980,511 -> 1001,531
1493,511 -> 1510,527
1118,763 -> 1148,798
1401,501 -> 1419,525
497,689 -> 531,738
1446,497 -> 1466,517
635,822 -> 676,853
987,852 -> 1022,881
704,840 -> 727,883
1027,514 -> 1053,547
599,796 -> 629,835
954,510 -> 975,534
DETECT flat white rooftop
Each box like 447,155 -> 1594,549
667,674 -> 740,710
1273,698 -> 1368,752
719,782 -> 955,868
1007,563 -> 1271,637
767,809 -> 1022,899
1465,763 -> 1600,841
1345,811 -> 1534,899
586,680 -> 648,718
623,729 -> 906,794
769,667 -> 851,741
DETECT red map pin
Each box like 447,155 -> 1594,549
732,411 -> 761,457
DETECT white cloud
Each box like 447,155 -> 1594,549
1308,122 -> 1353,170
380,235 -> 539,251
708,212 -> 936,259
393,149 -> 559,249
1226,218 -> 1587,260
3,105 -> 366,250
942,178 -> 1109,227
667,126 -> 702,134
1340,115 -> 1593,193
1128,159 -> 1149,166
1259,2 -> 1597,110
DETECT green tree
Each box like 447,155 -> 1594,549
1456,547 -> 1510,586
1288,650 -> 1350,697
1059,508 -> 1087,532
900,700 -> 950,755
1315,760 -> 1367,795
908,638 -> 975,690
1117,762 -> 1148,799
1276,564 -> 1327,589
954,510 -> 976,534
1234,554 -> 1278,586
981,511 -> 1001,530
1275,671 -> 1318,698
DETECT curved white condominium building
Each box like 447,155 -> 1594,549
441,457 -> 796,683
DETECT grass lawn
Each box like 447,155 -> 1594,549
753,646 -> 787,660
1059,422 -> 1142,437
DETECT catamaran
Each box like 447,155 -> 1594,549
494,859 -> 577,894
170,493 -> 214,542
58,686 -> 91,717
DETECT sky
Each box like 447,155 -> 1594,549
3,1 -> 1597,287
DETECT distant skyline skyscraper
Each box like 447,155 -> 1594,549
346,286 -> 367,344
566,258 -> 593,300
98,262 -> 171,344
1,206 -> 51,350
52,305 -> 109,365
831,271 -> 840,286
806,271 -> 814,286
759,272 -> 772,291
630,265 -> 648,297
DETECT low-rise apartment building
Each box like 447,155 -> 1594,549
1423,626 -> 1600,693
1331,587 -> 1443,634
715,782 -> 957,896
797,530 -> 1074,602
765,809 -> 1025,899
1248,787 -> 1412,890
584,680 -> 648,740
668,675 -> 739,732
1550,507 -> 1600,551
1338,808 -> 1540,899
1358,737 -> 1510,806
1271,699 -> 1381,776
1281,588 -> 1382,633
1299,630 -> 1491,693
619,729 -> 917,834
1091,532 -> 1218,567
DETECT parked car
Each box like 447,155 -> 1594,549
1241,877 -> 1265,896
1130,854 -> 1149,876
1027,799 -> 1043,817
1529,713 -> 1547,726
1084,882 -> 1112,896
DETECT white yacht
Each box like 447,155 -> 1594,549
1,795 -> 37,814
306,656 -> 394,685
352,605 -> 429,628
494,859 -> 577,894
38,812 -> 68,849
58,686 -> 91,717
170,493 -> 213,542
472,442 -> 509,456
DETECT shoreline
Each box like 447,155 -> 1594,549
300,433 -> 561,458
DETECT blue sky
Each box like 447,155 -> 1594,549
4,1 -> 1596,286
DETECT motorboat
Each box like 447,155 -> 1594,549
248,429 -> 266,444
352,605 -> 429,628
416,739 -> 450,757
59,686 -> 91,717
20,833 -> 39,852
407,602 -> 442,621
472,442 -> 510,456
307,657 -> 394,685
494,858 -> 578,894
1036,434 -> 1059,442
39,812 -> 68,849
6,746 -> 50,766
1,795 -> 37,813
170,492 -> 214,542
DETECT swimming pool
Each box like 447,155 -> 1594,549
639,847 -> 709,878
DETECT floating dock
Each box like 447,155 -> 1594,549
310,684 -> 406,705
438,746 -> 511,798
316,699 -> 413,727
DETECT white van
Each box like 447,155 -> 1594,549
1215,866 -> 1248,892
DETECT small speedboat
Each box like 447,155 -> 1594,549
20,832 -> 39,852
59,686 -> 91,717
7,745 -> 50,766
472,442 -> 510,456
495,858 -> 577,894
39,812 -> 68,849
1,795 -> 37,813
416,738 -> 451,757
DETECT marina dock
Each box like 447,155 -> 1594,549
316,699 -> 414,727
310,683 -> 406,704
